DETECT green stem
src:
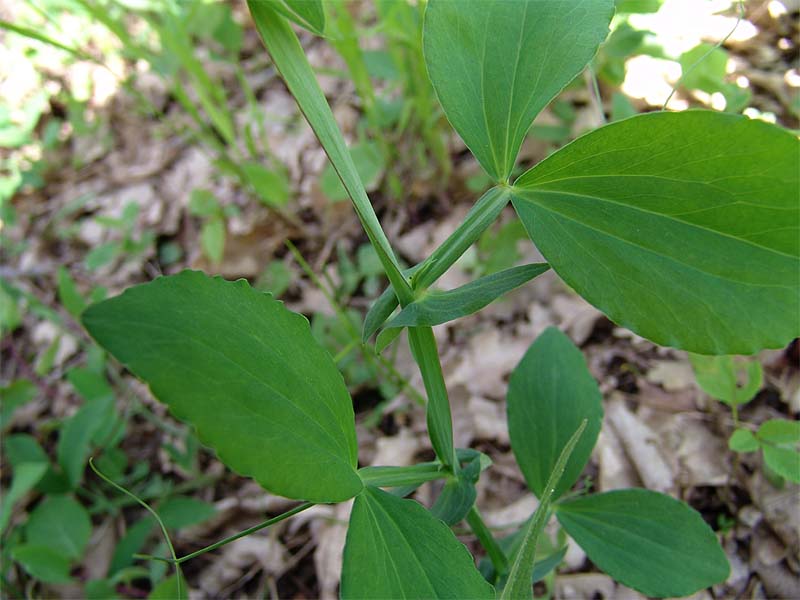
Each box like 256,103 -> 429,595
467,506 -> 508,575
407,326 -> 456,470
359,463 -> 448,487
249,2 -> 413,305
89,458 -> 185,598
501,419 -> 587,600
136,502 -> 314,565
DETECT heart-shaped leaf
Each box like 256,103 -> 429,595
556,489 -> 730,598
508,327 -> 603,500
83,271 -> 362,503
341,486 -> 494,599
424,0 -> 613,182
512,111 -> 799,354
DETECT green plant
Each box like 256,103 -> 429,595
75,1 -> 797,598
691,354 -> 800,484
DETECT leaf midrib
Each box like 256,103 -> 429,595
514,187 -> 799,265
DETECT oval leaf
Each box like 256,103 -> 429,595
341,486 -> 495,599
508,327 -> 603,500
423,0 -> 613,181
82,271 -> 362,503
386,263 -> 549,329
25,494 -> 91,560
556,489 -> 730,598
512,111 -> 800,354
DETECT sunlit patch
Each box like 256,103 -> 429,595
743,107 -> 778,123
768,0 -> 789,18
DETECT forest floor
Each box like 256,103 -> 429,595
1,1 -> 798,598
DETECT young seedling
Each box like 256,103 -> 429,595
80,1 -> 798,598
691,354 -> 800,484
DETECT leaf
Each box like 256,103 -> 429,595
109,518 -> 154,576
82,270 -> 362,503
274,0 -> 326,36
149,573 -> 187,600
689,354 -> 762,406
423,0 -> 613,182
511,111 -> 800,354
341,486 -> 495,599
0,462 -> 47,535
502,420 -> 587,600
25,495 -> 92,560
385,264 -> 549,329
555,489 -> 730,597
728,429 -> 759,453
0,379 -> 37,432
430,476 -> 476,526
58,401 -> 115,488
188,189 -> 220,217
762,445 -> 800,483
200,217 -> 225,264
12,545 -> 73,584
158,497 -> 216,530
240,161 -> 290,207
679,43 -> 728,94
757,419 -> 800,444
507,327 -> 603,500
57,267 -> 86,319
320,142 -> 385,202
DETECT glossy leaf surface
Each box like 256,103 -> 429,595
386,263 -> 549,329
83,271 -> 362,503
341,486 -> 495,599
556,489 -> 729,597
508,328 -> 602,500
424,0 -> 613,181
512,111 -> 800,354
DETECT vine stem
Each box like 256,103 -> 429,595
467,506 -> 508,575
136,502 -> 315,565
662,0 -> 745,110
89,458 -> 185,598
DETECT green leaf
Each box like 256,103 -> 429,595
82,270 -> 362,503
320,142 -> 384,202
85,578 -> 119,600
274,0 -> 326,36
149,573 -> 187,600
502,420 -> 587,600
109,518 -> 154,576
0,379 -> 37,431
57,267 -> 87,319
200,217 -> 225,264
757,419 -> 800,444
555,489 -> 729,597
0,462 -> 47,535
679,43 -> 728,94
762,445 -> 800,483
508,328 -> 603,500
511,111 -> 800,354
158,497 -> 216,530
423,0 -> 613,182
430,476 -> 477,526
689,354 -> 763,406
188,189 -> 220,217
728,429 -> 759,453
25,495 -> 92,560
386,264 -> 549,329
57,395 -> 115,488
12,545 -> 73,584
341,486 -> 495,599
240,161 -> 290,207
